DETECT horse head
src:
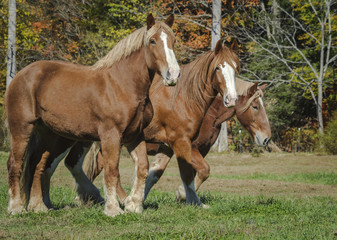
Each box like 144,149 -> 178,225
210,39 -> 240,108
236,83 -> 271,147
144,14 -> 180,86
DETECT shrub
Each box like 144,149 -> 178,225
322,112 -> 337,154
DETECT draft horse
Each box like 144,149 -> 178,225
5,14 -> 180,217
48,39 -> 240,207
145,79 -> 271,201
83,78 -> 271,202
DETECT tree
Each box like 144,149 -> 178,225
6,0 -> 16,87
236,0 -> 337,134
211,0 -> 229,152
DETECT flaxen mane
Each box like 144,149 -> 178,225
236,78 -> 264,114
178,46 -> 240,112
92,22 -> 174,70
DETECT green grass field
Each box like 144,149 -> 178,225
0,151 -> 337,239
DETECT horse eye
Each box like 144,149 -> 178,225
252,106 -> 259,110
150,39 -> 156,45
215,67 -> 220,71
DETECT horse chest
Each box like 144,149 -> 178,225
122,98 -> 153,142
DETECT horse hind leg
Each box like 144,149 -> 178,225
8,122 -> 35,214
28,132 -> 74,211
64,142 -> 104,205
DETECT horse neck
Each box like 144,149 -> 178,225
210,97 -> 236,126
109,47 -> 153,95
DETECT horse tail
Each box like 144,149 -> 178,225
20,130 -> 41,206
82,142 -> 101,182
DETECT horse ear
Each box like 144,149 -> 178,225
231,39 -> 238,53
258,83 -> 268,91
248,82 -> 259,96
214,40 -> 223,55
165,14 -> 174,28
147,14 -> 156,30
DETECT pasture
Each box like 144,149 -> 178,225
1,150 -> 337,239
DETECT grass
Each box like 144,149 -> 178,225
0,151 -> 337,239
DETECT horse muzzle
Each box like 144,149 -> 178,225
255,134 -> 270,147
224,95 -> 237,108
162,68 -> 180,86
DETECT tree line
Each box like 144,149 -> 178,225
1,0 -> 336,152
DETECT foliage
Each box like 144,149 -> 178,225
0,0 -> 148,104
322,111 -> 337,154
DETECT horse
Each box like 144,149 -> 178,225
5,14 -> 180,217
42,39 -> 240,208
81,78 -> 271,203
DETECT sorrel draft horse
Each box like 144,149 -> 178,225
5,14 -> 180,217
82,78 -> 271,203
55,39 -> 240,207
145,79 -> 271,201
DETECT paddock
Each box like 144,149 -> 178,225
1,150 -> 336,239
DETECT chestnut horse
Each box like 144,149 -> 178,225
29,39 -> 240,209
82,78 -> 271,202
5,14 -> 180,217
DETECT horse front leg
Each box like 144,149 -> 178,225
176,148 -> 210,208
173,138 -> 202,206
144,144 -> 174,200
124,136 -> 149,213
101,130 -> 124,217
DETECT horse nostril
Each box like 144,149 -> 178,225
263,138 -> 270,146
166,69 -> 171,79
177,70 -> 181,79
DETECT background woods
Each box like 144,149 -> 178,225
1,0 -> 336,153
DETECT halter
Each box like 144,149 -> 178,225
237,88 -> 264,114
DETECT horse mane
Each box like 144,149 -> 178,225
179,46 -> 241,112
92,22 -> 174,70
236,78 -> 265,114
235,78 -> 254,96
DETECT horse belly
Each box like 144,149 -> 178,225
39,106 -> 99,141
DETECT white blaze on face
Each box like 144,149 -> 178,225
219,61 -> 237,106
160,31 -> 180,83
258,97 -> 270,125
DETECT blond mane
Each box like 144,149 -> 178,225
92,22 -> 174,70
235,78 -> 254,96
179,46 -> 241,112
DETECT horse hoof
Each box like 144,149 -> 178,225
175,185 -> 186,202
8,205 -> 25,215
8,199 -> 25,215
202,204 -> 210,209
124,197 -> 143,213
104,206 -> 124,217
27,203 -> 49,213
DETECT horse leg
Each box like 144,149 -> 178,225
8,123 -> 34,214
81,142 -> 127,203
64,141 -> 104,204
30,135 -> 75,210
124,137 -> 149,213
100,130 -> 124,217
176,148 -> 210,206
144,144 -> 174,200
172,138 -> 201,206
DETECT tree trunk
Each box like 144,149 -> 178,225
210,0 -> 229,152
6,0 -> 16,88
